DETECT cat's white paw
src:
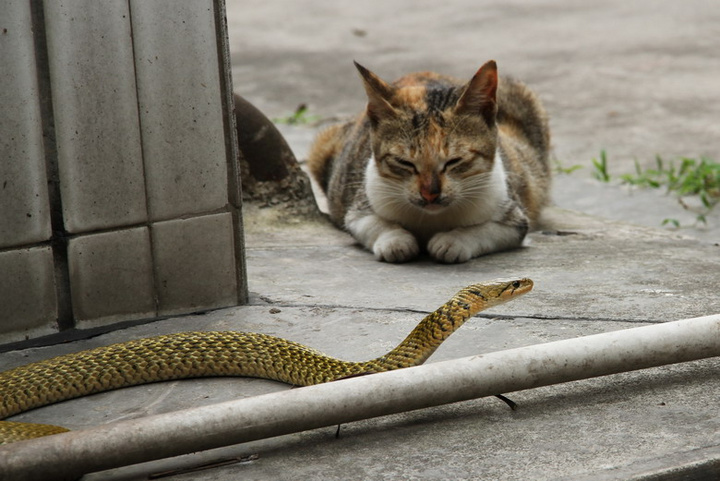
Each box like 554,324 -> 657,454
373,229 -> 419,263
427,232 -> 475,263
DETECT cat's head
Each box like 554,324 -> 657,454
356,61 -> 499,214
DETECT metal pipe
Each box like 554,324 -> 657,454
2,314 -> 719,481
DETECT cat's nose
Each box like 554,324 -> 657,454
419,175 -> 441,203
420,189 -> 440,203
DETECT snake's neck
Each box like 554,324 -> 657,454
366,301 -> 468,372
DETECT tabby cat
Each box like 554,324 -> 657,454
307,60 -> 551,263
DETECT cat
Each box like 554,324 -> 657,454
307,60 -> 551,263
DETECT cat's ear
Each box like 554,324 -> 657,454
354,61 -> 397,124
455,60 -> 498,126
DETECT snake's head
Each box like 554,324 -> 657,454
492,277 -> 533,304
462,277 -> 533,311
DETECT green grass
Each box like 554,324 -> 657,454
621,155 -> 719,225
272,104 -> 321,125
552,157 -> 583,175
621,156 -> 719,200
587,151 -> 720,226
591,150 -> 611,182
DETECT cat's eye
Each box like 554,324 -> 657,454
393,157 -> 417,172
443,157 -> 463,172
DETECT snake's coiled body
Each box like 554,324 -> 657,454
0,278 -> 532,444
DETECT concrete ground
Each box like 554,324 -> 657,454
2,1 -> 720,479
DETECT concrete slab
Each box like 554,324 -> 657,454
2,1 -> 720,479
244,205 -> 720,323
551,175 -> 720,245
2,198 -> 719,479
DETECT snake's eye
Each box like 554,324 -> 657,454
512,281 -> 521,289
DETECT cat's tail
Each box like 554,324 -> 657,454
306,122 -> 353,193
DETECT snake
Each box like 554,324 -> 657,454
0,277 -> 532,444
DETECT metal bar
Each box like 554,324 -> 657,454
2,314 -> 719,481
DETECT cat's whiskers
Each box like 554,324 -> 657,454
369,182 -> 408,211
456,174 -> 494,194
449,174 -> 498,213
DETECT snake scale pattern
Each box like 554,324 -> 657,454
0,278 -> 532,444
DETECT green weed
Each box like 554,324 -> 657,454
273,104 -> 321,125
616,154 -> 720,226
553,158 -> 583,175
591,150 -> 611,182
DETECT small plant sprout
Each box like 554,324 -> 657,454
591,150 -> 611,182
553,158 -> 583,175
273,104 -> 321,125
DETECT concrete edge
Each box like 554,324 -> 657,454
561,444 -> 720,481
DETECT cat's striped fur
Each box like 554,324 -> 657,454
308,60 -> 550,263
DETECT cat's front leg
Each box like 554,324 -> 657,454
345,210 -> 419,262
427,223 -> 525,263
427,204 -> 529,263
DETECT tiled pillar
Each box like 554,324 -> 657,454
45,0 -> 148,234
0,0 -> 246,346
67,227 -> 156,327
131,1 -> 231,222
0,247 -> 58,341
1,0 -> 58,342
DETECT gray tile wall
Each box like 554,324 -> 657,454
1,0 -> 53,250
132,1 -> 231,222
45,0 -> 148,234
0,0 -> 246,346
